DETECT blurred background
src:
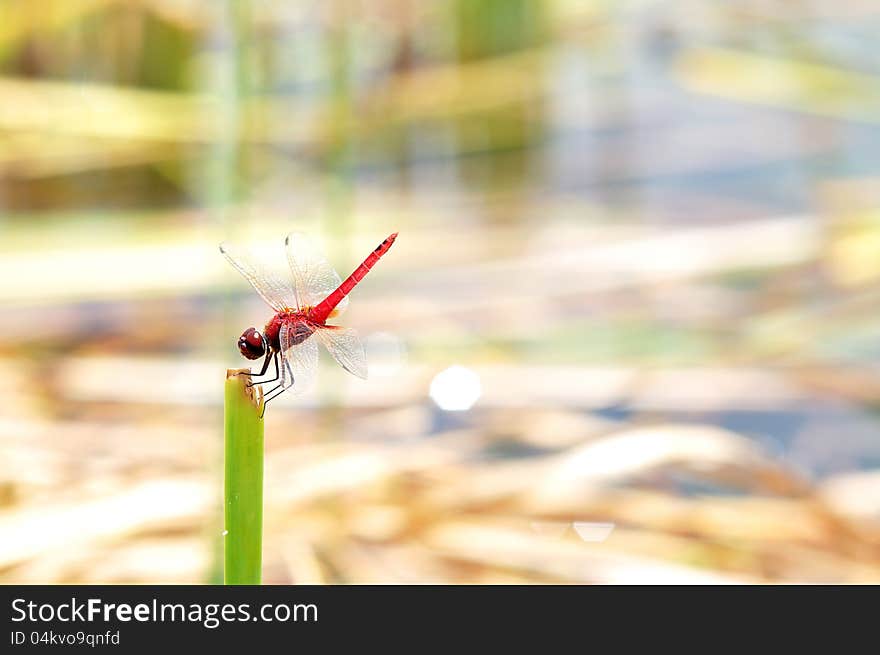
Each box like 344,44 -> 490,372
1,0 -> 880,584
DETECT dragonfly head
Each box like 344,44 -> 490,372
238,327 -> 267,360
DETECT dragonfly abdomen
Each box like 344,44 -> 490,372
310,232 -> 397,323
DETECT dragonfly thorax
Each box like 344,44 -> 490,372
264,310 -> 316,352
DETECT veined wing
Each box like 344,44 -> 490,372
220,241 -> 299,311
285,232 -> 349,317
316,326 -> 367,379
279,322 -> 319,394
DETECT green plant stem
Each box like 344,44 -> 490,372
224,368 -> 264,584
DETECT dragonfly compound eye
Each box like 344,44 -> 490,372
238,327 -> 266,360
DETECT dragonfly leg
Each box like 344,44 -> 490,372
259,369 -> 295,418
260,388 -> 283,418
240,350 -> 273,378
246,351 -> 280,387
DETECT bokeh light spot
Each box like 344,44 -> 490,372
429,366 -> 482,411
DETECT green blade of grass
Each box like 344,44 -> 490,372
224,368 -> 264,585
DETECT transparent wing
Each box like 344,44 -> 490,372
285,232 -> 349,317
220,241 -> 299,311
279,322 -> 319,394
316,326 -> 367,379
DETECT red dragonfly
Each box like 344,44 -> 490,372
220,231 -> 397,414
